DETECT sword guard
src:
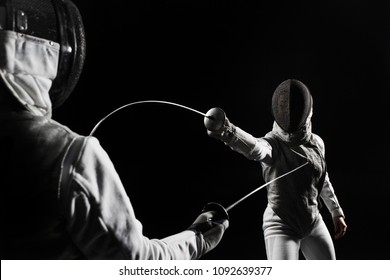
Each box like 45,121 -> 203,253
202,202 -> 229,221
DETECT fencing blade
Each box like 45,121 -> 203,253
225,161 -> 309,212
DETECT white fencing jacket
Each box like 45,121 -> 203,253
0,30 -> 205,259
223,119 -> 345,237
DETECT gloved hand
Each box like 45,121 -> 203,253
204,107 -> 258,158
204,107 -> 235,142
187,202 -> 229,255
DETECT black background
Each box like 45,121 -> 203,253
55,0 -> 390,260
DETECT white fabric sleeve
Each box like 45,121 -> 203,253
61,137 -> 203,259
225,125 -> 272,162
320,172 -> 345,219
313,134 -> 345,219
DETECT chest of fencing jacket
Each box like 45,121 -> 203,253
262,133 -> 326,238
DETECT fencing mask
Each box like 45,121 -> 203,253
272,79 -> 313,133
0,0 -> 86,108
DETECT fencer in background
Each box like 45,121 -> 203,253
205,79 -> 347,260
0,0 -> 228,259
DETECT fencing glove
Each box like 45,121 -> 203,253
187,202 -> 229,255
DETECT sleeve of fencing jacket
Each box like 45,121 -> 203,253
320,172 -> 345,219
224,124 -> 273,163
61,136 -> 203,260
313,134 -> 345,219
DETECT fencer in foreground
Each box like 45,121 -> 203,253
0,0 -> 228,259
205,79 -> 347,260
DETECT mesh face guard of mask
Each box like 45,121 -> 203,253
271,79 -> 313,133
